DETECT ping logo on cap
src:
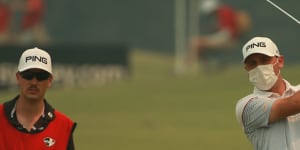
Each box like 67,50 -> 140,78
18,47 -> 52,73
25,56 -> 48,64
245,42 -> 266,51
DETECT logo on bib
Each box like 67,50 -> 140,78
43,137 -> 56,147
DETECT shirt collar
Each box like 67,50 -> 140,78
3,95 -> 55,133
253,79 -> 296,97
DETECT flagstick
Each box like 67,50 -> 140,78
266,0 -> 300,25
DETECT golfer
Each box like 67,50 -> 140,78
236,36 -> 300,150
0,47 -> 76,149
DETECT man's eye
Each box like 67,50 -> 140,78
262,59 -> 271,64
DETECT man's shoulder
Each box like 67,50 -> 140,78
236,94 -> 257,106
236,94 -> 257,113
235,92 -> 271,111
0,103 -> 7,120
53,110 -> 74,124
53,110 -> 76,132
0,104 -> 3,113
235,94 -> 257,124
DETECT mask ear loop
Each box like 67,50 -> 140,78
273,57 -> 280,76
273,57 -> 279,65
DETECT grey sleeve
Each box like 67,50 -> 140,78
242,97 -> 275,133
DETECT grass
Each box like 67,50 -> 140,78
2,50 -> 300,149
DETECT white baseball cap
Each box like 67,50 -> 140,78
18,47 -> 52,74
242,37 -> 280,62
200,0 -> 219,14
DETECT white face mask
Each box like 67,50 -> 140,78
248,59 -> 279,90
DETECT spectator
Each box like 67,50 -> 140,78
8,0 -> 50,45
186,0 -> 251,71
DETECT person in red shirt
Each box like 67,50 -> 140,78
0,47 -> 76,150
19,0 -> 49,44
186,0 -> 251,72
8,0 -> 49,44
21,0 -> 44,31
0,0 -> 49,44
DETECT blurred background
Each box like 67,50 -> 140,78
45,0 -> 299,55
1,0 -> 300,149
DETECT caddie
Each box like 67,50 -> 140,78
0,47 -> 76,150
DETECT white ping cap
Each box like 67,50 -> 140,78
18,47 -> 52,74
242,37 -> 280,62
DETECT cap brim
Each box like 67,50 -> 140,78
18,66 -> 52,74
243,50 -> 277,62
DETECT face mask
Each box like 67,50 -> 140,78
248,59 -> 279,90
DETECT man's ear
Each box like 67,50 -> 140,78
47,76 -> 53,88
278,55 -> 284,68
16,72 -> 21,85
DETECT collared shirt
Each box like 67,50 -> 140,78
235,80 -> 300,150
3,95 -> 55,133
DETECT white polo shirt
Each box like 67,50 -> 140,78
236,80 -> 300,150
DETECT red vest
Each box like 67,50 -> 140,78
0,105 -> 74,150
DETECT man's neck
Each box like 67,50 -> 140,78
271,77 -> 286,96
15,98 -> 45,131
